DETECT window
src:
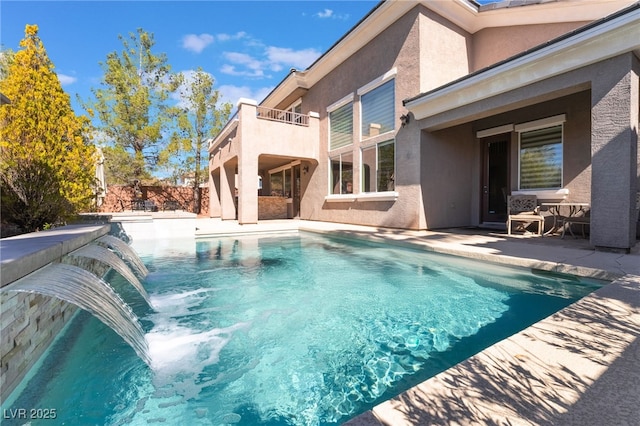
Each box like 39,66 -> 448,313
330,152 -> 353,194
519,125 -> 562,190
361,79 -> 395,139
329,102 -> 353,150
361,140 -> 395,192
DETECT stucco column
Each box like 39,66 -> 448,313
220,160 -> 236,220
590,54 -> 639,250
237,156 -> 259,224
208,169 -> 221,218
237,100 -> 259,224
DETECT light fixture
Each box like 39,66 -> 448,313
400,113 -> 410,127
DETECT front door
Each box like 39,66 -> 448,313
481,135 -> 509,223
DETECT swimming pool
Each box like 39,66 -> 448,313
2,232 -> 604,425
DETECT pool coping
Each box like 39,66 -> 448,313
193,219 -> 640,425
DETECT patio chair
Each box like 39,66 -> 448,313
561,210 -> 590,239
506,195 -> 544,236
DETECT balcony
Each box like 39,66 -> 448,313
256,106 -> 309,127
209,99 -> 319,161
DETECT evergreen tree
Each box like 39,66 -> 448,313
0,25 -> 96,232
86,28 -> 176,183
166,68 -> 231,213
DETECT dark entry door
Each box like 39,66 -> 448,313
481,136 -> 509,223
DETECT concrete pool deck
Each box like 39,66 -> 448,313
192,218 -> 640,426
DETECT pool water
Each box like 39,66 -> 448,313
3,232 -> 604,425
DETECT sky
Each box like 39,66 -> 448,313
1,0 -> 385,115
1,1 -> 498,116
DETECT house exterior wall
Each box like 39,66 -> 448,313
413,50 -> 638,247
471,22 -> 590,71
420,123 -> 477,229
207,1 -> 638,247
299,5 -> 471,229
418,5 -> 472,93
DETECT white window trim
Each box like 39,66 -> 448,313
360,139 -> 396,194
327,93 -> 354,113
476,124 -> 514,138
287,98 -> 302,111
515,114 -> 566,133
357,68 -> 397,96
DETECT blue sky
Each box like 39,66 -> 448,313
1,1 -> 498,116
1,1 -> 385,114
0,0 -> 491,114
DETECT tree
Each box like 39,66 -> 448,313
0,25 -> 96,232
85,28 -> 176,182
165,68 -> 231,213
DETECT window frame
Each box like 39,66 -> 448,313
329,151 -> 354,195
515,115 -> 566,191
327,93 -> 354,151
358,68 -> 396,142
361,139 -> 395,194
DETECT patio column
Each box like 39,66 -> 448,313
590,54 -> 639,251
220,160 -> 236,220
208,169 -> 221,218
237,100 -> 259,224
237,154 -> 259,224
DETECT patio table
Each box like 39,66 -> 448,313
540,202 -> 590,236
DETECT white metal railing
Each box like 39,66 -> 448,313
257,106 -> 309,126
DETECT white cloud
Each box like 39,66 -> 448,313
182,33 -> 214,53
315,8 -> 349,20
317,9 -> 333,18
57,73 -> 77,85
216,31 -> 247,42
220,46 -> 321,78
218,84 -> 273,106
265,47 -> 321,71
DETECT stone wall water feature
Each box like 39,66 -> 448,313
0,224 -> 111,404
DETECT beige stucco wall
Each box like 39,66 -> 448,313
419,5 -> 472,93
471,22 -> 590,72
299,6 -> 438,229
417,89 -> 594,230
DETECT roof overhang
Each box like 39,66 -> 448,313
0,93 -> 11,105
261,0 -> 635,109
404,3 -> 640,121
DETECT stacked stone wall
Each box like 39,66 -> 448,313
258,196 -> 288,220
99,185 -> 209,215
0,292 -> 76,404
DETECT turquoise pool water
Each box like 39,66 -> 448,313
3,232 -> 604,425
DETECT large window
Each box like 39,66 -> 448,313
330,152 -> 353,194
329,102 -> 353,150
519,125 -> 563,189
361,141 -> 395,192
361,79 -> 395,139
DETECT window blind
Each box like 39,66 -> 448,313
329,103 -> 353,150
361,79 -> 394,138
519,125 -> 562,189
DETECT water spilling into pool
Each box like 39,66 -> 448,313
2,233 -> 604,425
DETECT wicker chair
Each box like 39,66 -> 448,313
506,195 -> 544,236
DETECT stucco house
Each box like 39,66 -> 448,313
208,0 -> 640,251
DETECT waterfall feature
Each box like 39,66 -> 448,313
68,244 -> 152,307
96,235 -> 149,277
3,263 -> 151,366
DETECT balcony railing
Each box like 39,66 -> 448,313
257,106 -> 309,127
